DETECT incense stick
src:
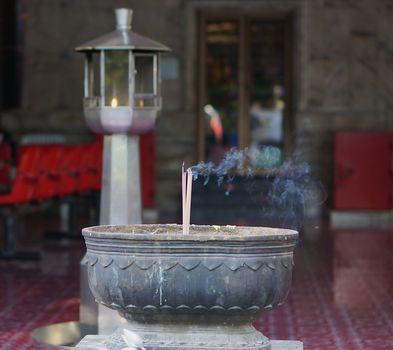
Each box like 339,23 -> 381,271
182,164 -> 193,235
184,168 -> 193,235
182,163 -> 186,234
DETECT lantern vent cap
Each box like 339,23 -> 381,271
115,8 -> 132,30
75,8 -> 170,52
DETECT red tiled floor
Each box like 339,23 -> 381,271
1,228 -> 393,349
255,229 -> 393,350
0,240 -> 84,350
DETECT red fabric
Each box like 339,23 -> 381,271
140,134 -> 155,208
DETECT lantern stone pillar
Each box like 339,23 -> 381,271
95,133 -> 142,333
100,134 -> 142,225
75,8 -> 169,336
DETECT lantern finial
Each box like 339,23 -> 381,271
115,8 -> 133,30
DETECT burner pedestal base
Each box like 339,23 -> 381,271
73,335 -> 303,350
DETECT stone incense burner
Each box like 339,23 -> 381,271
81,224 -> 299,350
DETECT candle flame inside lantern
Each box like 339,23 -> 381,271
111,97 -> 118,108
138,99 -> 145,108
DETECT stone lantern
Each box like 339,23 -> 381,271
75,8 -> 169,336
75,8 -> 169,225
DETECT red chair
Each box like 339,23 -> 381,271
0,145 -> 42,260
58,144 -> 84,196
34,145 -> 64,200
44,144 -> 86,241
45,138 -> 102,242
0,145 -> 42,205
78,142 -> 100,192
0,143 -> 12,190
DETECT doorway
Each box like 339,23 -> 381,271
197,12 -> 293,167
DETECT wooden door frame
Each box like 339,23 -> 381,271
196,9 -> 295,162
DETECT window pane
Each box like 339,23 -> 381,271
104,50 -> 129,107
249,21 -> 286,168
135,55 -> 154,94
204,20 -> 239,163
90,53 -> 100,98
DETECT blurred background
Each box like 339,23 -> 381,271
0,1 -> 393,349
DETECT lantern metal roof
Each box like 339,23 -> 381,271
75,8 -> 169,52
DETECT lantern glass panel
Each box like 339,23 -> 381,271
84,54 -> 100,98
92,54 -> 101,97
104,50 -> 129,107
135,55 -> 154,94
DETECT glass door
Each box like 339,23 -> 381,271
202,19 -> 239,164
198,13 -> 293,167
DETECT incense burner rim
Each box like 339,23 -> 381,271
82,223 -> 298,242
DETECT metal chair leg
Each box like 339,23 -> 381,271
0,212 -> 41,260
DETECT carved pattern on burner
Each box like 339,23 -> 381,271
85,253 -> 293,272
99,301 -> 274,313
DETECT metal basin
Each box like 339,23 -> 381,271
31,321 -> 81,347
82,224 -> 298,350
